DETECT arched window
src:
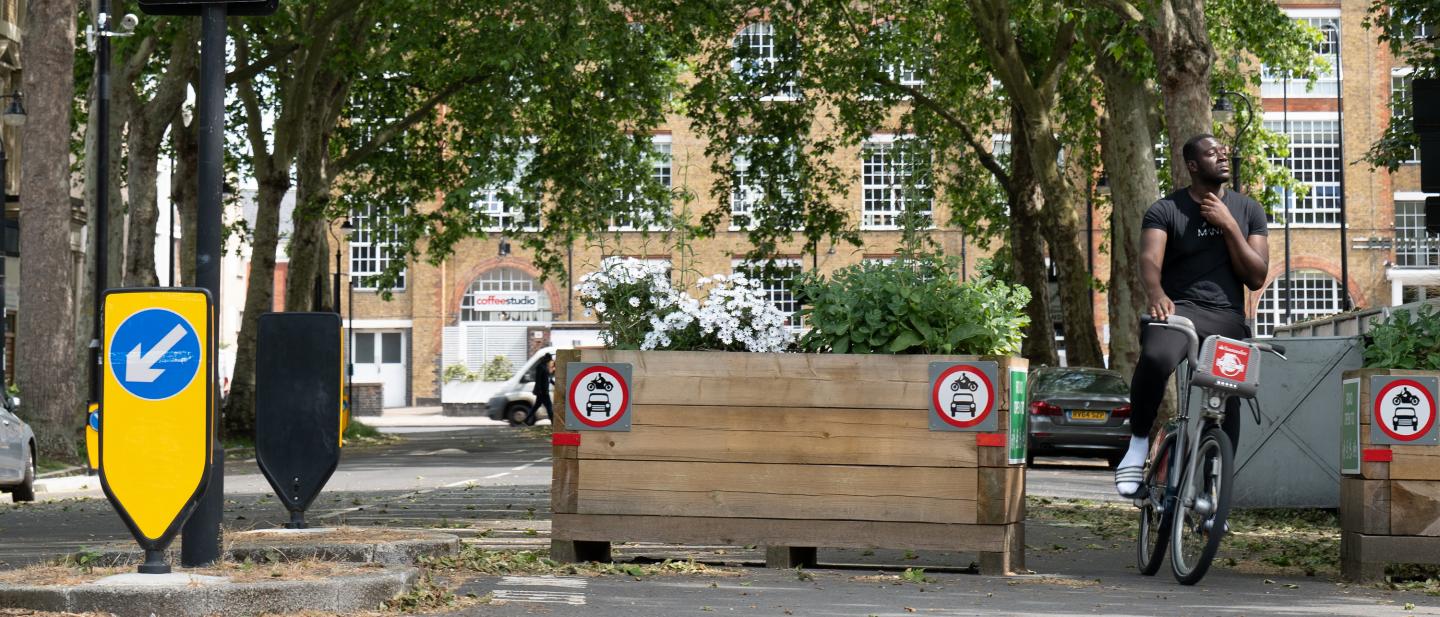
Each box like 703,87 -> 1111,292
460,267 -> 552,322
1255,269 -> 1347,337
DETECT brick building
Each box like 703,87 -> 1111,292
336,3 -> 1433,407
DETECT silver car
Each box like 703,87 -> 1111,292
1026,367 -> 1132,467
0,393 -> 35,502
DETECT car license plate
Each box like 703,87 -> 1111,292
1070,410 -> 1107,421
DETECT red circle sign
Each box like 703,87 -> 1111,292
932,365 -> 995,429
568,366 -> 630,428
1374,379 -> 1436,442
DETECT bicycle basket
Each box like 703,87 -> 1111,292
1193,336 -> 1261,398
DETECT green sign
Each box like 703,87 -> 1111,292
1341,378 -> 1360,475
1008,367 -> 1028,464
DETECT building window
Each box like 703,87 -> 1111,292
1263,117 -> 1341,226
1255,269 -> 1346,337
862,136 -> 932,230
733,259 -> 802,328
460,267 -> 553,322
873,22 -> 924,87
732,22 -> 799,100
1395,200 -> 1439,268
611,137 -> 673,232
349,203 -> 405,290
730,141 -> 796,231
1392,69 -> 1421,164
475,151 -> 535,232
1261,15 -> 1340,98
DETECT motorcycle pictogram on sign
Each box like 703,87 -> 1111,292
929,362 -> 999,432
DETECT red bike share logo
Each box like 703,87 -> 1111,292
1211,341 -> 1251,382
567,365 -> 630,429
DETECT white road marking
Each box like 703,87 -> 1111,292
483,472 -> 511,479
490,589 -> 586,605
499,576 -> 588,589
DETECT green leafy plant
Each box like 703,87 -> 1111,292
442,364 -> 480,383
481,355 -> 516,382
1363,305 -> 1440,370
796,255 -> 1030,355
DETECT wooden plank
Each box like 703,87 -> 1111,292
551,453 -> 579,515
978,523 -> 1024,575
1341,531 -> 1440,583
1340,478 -> 1390,535
977,467 -> 1025,525
552,513 -> 1016,553
575,460 -> 977,524
550,539 -> 611,564
1359,424 -> 1392,480
554,349 -> 580,432
1391,452 -> 1440,481
582,350 -> 1019,411
1391,481 -> 1440,536
575,405 -> 977,467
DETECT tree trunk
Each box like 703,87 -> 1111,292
1146,0 -> 1216,188
222,175 -> 289,437
17,0 -> 82,458
107,94 -> 128,290
172,113 -> 199,287
1007,136 -> 1058,367
1013,109 -> 1105,368
283,136 -> 332,313
122,139 -> 161,287
1096,53 -> 1159,380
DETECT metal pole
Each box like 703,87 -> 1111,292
333,245 -> 341,315
1,137 -> 7,386
1332,25 -> 1352,311
347,279 -> 353,417
169,149 -> 176,287
181,4 -> 226,568
1284,76 -> 1293,324
91,0 -> 111,410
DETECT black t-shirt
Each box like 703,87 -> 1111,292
1142,188 -> 1268,315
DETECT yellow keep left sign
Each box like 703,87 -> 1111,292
100,288 -> 213,548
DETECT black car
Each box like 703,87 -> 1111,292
1026,366 -> 1132,467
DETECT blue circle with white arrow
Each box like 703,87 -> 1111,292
109,308 -> 202,401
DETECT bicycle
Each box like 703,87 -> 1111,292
1133,315 -> 1287,585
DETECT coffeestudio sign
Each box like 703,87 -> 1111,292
470,291 -> 541,311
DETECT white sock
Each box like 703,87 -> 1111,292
1116,436 -> 1149,496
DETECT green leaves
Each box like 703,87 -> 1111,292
797,256 -> 1030,356
1364,305 -> 1440,370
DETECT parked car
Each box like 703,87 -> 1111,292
486,347 -> 557,426
0,393 -> 36,502
1026,366 -> 1132,467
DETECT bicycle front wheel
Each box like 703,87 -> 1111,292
1136,433 -> 1177,576
1170,427 -> 1235,585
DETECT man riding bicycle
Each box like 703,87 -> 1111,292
1115,134 -> 1271,498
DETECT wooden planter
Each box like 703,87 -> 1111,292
549,349 -> 1029,575
1340,368 -> 1440,582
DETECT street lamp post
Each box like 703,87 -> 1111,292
1211,90 -> 1255,192
0,92 -> 25,388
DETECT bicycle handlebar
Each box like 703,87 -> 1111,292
1141,316 -> 1288,360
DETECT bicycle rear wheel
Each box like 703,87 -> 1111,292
1170,427 -> 1234,585
1136,433 -> 1177,575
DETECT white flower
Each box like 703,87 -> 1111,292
595,302 -> 607,314
629,297 -> 641,308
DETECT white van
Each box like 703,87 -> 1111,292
486,347 -> 557,425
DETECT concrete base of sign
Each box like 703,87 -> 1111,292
0,565 -> 417,617
80,528 -> 460,567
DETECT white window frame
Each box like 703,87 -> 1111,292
732,258 -> 803,329
459,267 -> 553,323
1254,269 -> 1346,337
861,134 -> 933,231
729,138 -> 796,232
1395,194 -> 1439,268
610,135 -> 674,232
874,22 -> 924,88
476,150 -> 538,233
732,22 -> 799,101
1263,112 -> 1342,228
349,203 -> 406,291
1392,68 -> 1421,164
1261,11 -> 1341,98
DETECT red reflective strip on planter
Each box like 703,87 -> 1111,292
552,433 -> 582,447
976,433 -> 1007,447
1362,449 -> 1393,462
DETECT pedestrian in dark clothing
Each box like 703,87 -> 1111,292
525,353 -> 554,426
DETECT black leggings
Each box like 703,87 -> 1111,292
1128,303 -> 1249,449
526,392 -> 553,426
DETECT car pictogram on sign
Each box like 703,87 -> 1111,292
950,392 -> 976,418
585,393 -> 612,417
1393,407 -> 1419,431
